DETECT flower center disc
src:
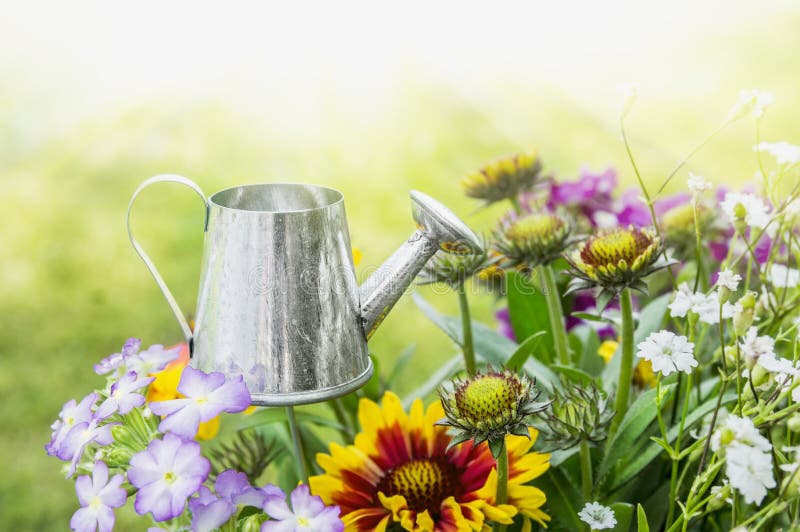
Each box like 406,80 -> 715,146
582,228 -> 650,267
377,458 -> 457,512
459,376 -> 515,422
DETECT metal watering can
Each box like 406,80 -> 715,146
127,175 -> 481,406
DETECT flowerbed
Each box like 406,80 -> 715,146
47,90 -> 800,531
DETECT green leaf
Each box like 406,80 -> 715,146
535,468 -> 583,530
637,504 -> 650,532
598,384 -> 676,482
602,293 -> 670,394
412,292 -> 558,390
608,392 -> 738,491
571,311 -> 613,323
549,364 -> 595,384
570,325 -> 603,376
609,502 -> 634,532
506,331 -> 546,371
505,271 -> 552,364
386,344 -> 416,387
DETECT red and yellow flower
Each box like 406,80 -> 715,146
309,391 -> 550,531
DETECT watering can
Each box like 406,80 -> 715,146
127,175 -> 482,406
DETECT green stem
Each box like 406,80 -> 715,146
609,288 -> 634,438
538,264 -> 570,365
328,398 -> 354,441
579,439 -> 593,502
667,371 -> 693,528
494,440 -> 509,532
509,195 -> 522,216
457,285 -> 477,376
286,406 -> 309,484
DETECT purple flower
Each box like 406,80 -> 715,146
70,461 -> 127,532
189,486 -> 235,532
614,189 -> 651,227
95,338 -> 141,375
46,392 -> 97,458
188,471 -> 278,532
95,371 -> 154,419
126,344 -> 181,376
63,419 -> 116,477
550,167 -> 616,205
149,367 -> 251,438
261,485 -> 343,532
495,307 -> 516,342
128,433 -> 210,522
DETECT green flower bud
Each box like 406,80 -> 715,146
706,485 -> 732,512
418,248 -> 489,289
535,381 -> 615,451
788,414 -> 800,433
494,212 -> 575,268
438,367 -> 548,457
733,291 -> 757,336
750,363 -> 769,384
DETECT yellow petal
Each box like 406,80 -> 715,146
195,416 -> 220,440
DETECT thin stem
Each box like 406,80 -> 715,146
457,285 -> 477,376
538,263 -> 570,365
691,199 -> 706,292
328,398 -> 355,441
286,406 -> 309,484
609,288 -> 635,438
667,371 -> 693,528
579,439 -> 593,502
509,195 -> 522,216
494,440 -> 509,532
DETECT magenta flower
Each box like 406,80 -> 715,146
70,461 -> 127,532
46,392 -> 97,459
128,433 -> 210,522
495,307 -> 516,342
95,371 -> 154,419
149,367 -> 251,438
261,485 -> 343,532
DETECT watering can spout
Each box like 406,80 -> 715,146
359,190 -> 482,339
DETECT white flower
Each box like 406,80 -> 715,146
729,89 -> 774,120
767,263 -> 800,288
687,173 -> 712,196
636,330 -> 697,377
755,141 -> 800,165
721,192 -> 771,230
725,442 -> 776,505
670,283 -> 740,324
711,415 -> 771,453
578,502 -> 617,530
740,326 -> 776,368
716,269 -> 741,291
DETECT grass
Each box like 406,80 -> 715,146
3,20 -> 800,525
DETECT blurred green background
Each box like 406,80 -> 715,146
2,1 -> 799,529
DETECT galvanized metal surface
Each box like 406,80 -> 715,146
128,177 -> 481,406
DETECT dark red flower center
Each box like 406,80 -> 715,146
376,458 -> 459,512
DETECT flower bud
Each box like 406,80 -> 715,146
788,415 -> 800,433
461,152 -> 542,206
535,382 -> 615,451
494,212 -> 573,268
733,291 -> 757,336
750,364 -> 769,386
707,485 -> 732,512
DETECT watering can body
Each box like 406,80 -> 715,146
127,176 -> 481,406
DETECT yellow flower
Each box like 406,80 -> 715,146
309,391 -> 550,531
494,212 -> 574,268
597,340 -> 656,388
146,343 -> 222,440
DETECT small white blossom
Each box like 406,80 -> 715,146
767,263 -> 800,288
711,415 -> 771,453
725,442 -> 776,505
687,172 -> 712,196
721,192 -> 771,230
739,326 -> 776,367
578,502 -> 617,530
755,141 -> 800,165
729,89 -> 774,120
716,269 -> 741,291
636,330 -> 697,377
669,283 -> 739,324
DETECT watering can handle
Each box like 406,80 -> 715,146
126,175 -> 209,351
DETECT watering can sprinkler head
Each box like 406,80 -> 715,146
358,190 -> 483,339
